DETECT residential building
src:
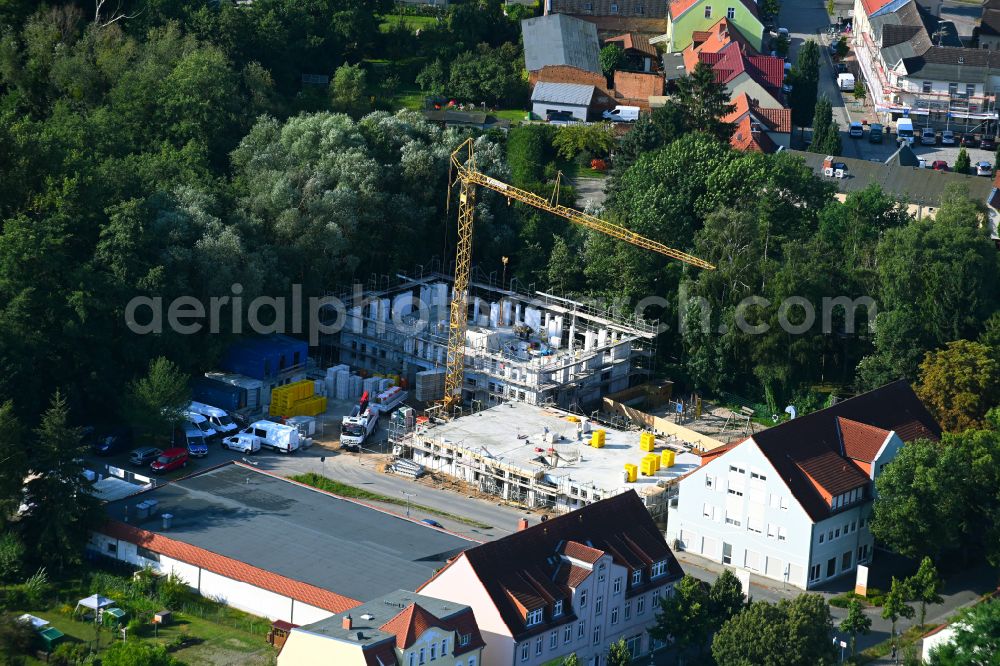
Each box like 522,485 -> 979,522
853,0 -> 1000,130
522,14 -> 601,76
788,146 -> 995,219
724,93 -> 792,152
700,48 -> 786,108
419,491 -> 684,666
277,589 -> 485,666
88,463 -> 474,624
544,0 -> 668,35
392,400 -> 701,514
666,381 -> 941,590
656,0 -> 764,53
681,17 -> 756,73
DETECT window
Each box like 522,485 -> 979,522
593,626 -> 601,645
611,607 -> 619,625
410,654 -> 416,666
859,515 -> 866,528
835,528 -> 841,539
703,503 -> 714,518
725,514 -> 742,527
729,465 -> 745,474
748,516 -> 762,534
598,563 -> 606,582
722,542 -> 733,565
780,496 -> 788,510
459,634 -> 471,647
704,5 -> 712,18
420,648 -> 426,665
636,4 -> 644,14
442,639 -> 448,655
554,599 -> 564,616
431,645 -> 437,661
827,557 -> 837,578
842,551 -> 853,570
651,560 -> 667,578
819,533 -> 825,544
767,523 -> 776,539
520,643 -> 529,661
526,607 -> 544,626
137,545 -> 159,562
949,82 -> 958,96
632,569 -> 642,585
809,564 -> 821,582
638,595 -> 647,615
751,471 -> 767,481
778,526 -> 787,541
595,596 -> 603,615
624,601 -> 631,621
610,2 -> 618,12
564,626 -> 572,644
828,530 -> 834,541
613,577 -> 622,594
967,84 -> 976,97
580,590 -> 588,607
469,659 -> 476,666
923,81 -> 932,93
727,488 -> 744,497
535,637 -> 543,656
727,6 -> 735,19
106,542 -> 117,554
550,631 -> 558,650
578,621 -> 586,639
850,520 -> 856,533
705,475 -> 715,489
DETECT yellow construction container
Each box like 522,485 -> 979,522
591,429 -> 606,448
642,453 -> 660,472
660,449 -> 676,468
640,432 -> 655,452
640,457 -> 657,476
292,395 -> 327,417
624,463 -> 638,483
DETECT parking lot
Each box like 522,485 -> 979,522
838,125 -> 999,170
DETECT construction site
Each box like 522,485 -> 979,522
389,401 -> 702,517
326,269 -> 660,412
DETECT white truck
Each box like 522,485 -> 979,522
340,387 -> 408,451
223,420 -> 300,454
837,72 -> 855,91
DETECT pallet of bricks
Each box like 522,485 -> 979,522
269,379 -> 328,417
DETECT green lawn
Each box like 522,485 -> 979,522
379,14 -> 439,33
290,473 -> 492,529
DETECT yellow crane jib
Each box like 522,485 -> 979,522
440,138 -> 715,411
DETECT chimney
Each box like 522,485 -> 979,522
517,518 -> 529,531
342,614 -> 353,631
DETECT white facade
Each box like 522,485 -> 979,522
87,532 -> 333,625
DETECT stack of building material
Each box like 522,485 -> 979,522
639,432 -> 655,452
378,377 -> 393,392
414,369 -> 446,401
349,375 -> 363,399
333,371 -> 350,400
624,463 -> 638,483
640,453 -> 660,476
363,377 -> 381,396
590,429 -> 606,448
269,380 -> 328,417
660,449 -> 676,468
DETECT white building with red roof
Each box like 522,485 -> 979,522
665,381 -> 941,590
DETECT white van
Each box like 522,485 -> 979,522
183,411 -> 219,441
188,401 -> 239,436
896,118 -> 915,145
231,420 -> 300,454
602,105 -> 640,122
837,72 -> 855,91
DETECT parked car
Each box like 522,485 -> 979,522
835,62 -> 849,75
941,130 -> 956,145
150,447 -> 188,473
421,519 -> 444,529
961,133 -> 980,148
868,123 -> 884,143
849,121 -> 864,138
129,447 -> 162,466
920,127 -> 937,145
89,427 -> 134,456
545,111 -> 575,124
981,136 -> 996,150
602,106 -> 640,122
977,161 -> 993,176
931,160 -> 949,171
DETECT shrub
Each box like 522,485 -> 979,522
22,567 -> 50,608
125,617 -> 146,639
49,642 -> 88,666
0,534 -> 25,583
157,573 -> 191,609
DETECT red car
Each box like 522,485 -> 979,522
931,160 -> 948,171
150,447 -> 189,473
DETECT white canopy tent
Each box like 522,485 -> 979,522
75,594 -> 115,613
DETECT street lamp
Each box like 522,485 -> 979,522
402,491 -> 416,518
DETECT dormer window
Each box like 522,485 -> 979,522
553,599 -> 564,617
632,569 -> 642,585
459,633 -> 471,647
651,560 -> 667,578
526,607 -> 544,626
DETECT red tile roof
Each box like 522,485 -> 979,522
363,642 -> 398,666
699,49 -> 785,101
101,521 -> 360,614
730,115 -> 779,153
794,449 -> 871,498
861,0 -> 895,16
754,106 -> 792,132
562,540 -> 605,563
604,33 -> 658,58
420,491 -> 680,641
379,603 -> 446,649
553,561 -> 592,587
838,417 -> 892,463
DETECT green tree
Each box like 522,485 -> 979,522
917,340 -> 1000,432
124,357 -> 191,442
835,36 -> 849,60
331,62 -> 368,113
908,557 -> 944,628
607,637 -> 631,666
712,594 -> 837,666
650,575 -> 712,660
774,34 -> 790,58
673,61 -> 735,142
955,147 -> 971,174
616,114 -> 667,172
928,599 -> 1000,665
854,77 -> 866,99
815,121 -> 843,155
839,599 -> 872,657
416,58 -> 447,96
882,577 -> 915,640
709,569 -> 746,626
0,401 -> 27,528
810,96 -> 842,154
448,42 -> 525,107
19,392 -> 103,572
0,533 -> 24,583
0,612 -> 34,665
551,123 -> 615,160
560,655 -> 581,666
789,40 -> 820,130
600,43 -> 624,77
102,640 -> 182,666
761,0 -> 781,18
547,236 -> 584,294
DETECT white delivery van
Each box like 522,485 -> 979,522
896,118 -> 915,145
602,105 -> 640,122
188,401 -> 239,436
183,410 -> 219,441
243,420 -> 300,454
221,432 -> 261,454
837,72 -> 855,91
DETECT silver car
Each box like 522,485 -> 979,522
129,447 -> 162,466
941,130 -> 956,145
920,128 -> 937,145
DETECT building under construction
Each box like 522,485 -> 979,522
390,401 -> 701,516
329,270 -> 659,412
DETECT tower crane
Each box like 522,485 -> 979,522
441,137 -> 715,411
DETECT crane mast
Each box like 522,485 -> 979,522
441,138 -> 715,411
